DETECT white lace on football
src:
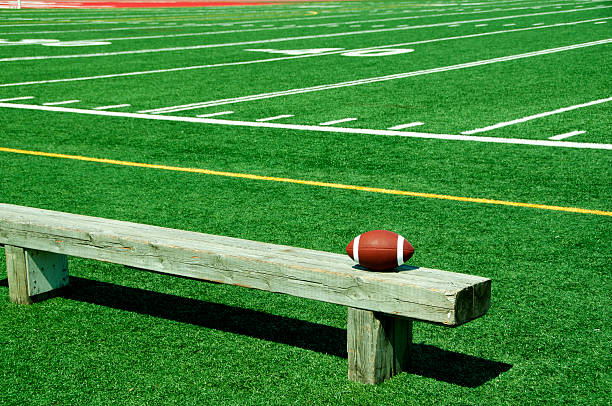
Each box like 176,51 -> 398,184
353,234 -> 360,264
397,235 -> 405,267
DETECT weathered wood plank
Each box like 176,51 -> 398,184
347,307 -> 412,384
5,245 -> 32,304
0,204 -> 491,325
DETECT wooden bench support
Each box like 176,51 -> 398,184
5,245 -> 69,304
0,203 -> 491,384
347,307 -> 412,384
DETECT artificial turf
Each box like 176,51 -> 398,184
0,0 -> 611,404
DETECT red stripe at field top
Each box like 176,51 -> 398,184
4,0 -> 351,8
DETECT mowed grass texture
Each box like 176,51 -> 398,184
0,0 -> 611,405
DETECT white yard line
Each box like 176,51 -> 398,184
0,96 -> 33,101
1,6 -> 609,63
549,130 -> 586,140
256,114 -> 294,122
1,102 -> 610,150
5,15 -> 605,89
41,99 -> 80,105
320,118 -> 357,126
141,39 -> 612,114
93,104 -> 131,110
196,111 -> 234,117
388,122 -> 424,130
462,97 -> 612,134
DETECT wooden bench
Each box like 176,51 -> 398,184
0,203 -> 491,384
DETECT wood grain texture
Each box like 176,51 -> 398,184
0,204 -> 491,325
347,307 -> 412,384
5,245 -> 32,304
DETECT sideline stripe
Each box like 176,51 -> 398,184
93,103 -> 131,110
142,39 -> 612,114
0,96 -> 33,101
256,114 -> 294,122
0,146 -> 609,217
549,130 -> 585,140
388,122 -> 424,130
2,102 -> 611,150
42,99 -> 80,105
320,117 -> 357,126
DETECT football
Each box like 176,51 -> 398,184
345,230 -> 414,271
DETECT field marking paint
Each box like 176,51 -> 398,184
0,0 -> 603,23
549,130 -> 586,140
2,6 -> 609,63
388,122 -> 424,130
256,114 -> 294,122
0,96 -> 33,101
462,97 -> 612,134
2,1 -> 604,39
594,21 -> 607,24
196,110 -> 234,117
42,99 -> 80,105
320,118 -> 357,126
93,104 -> 131,110
3,17 -> 609,88
142,39 -> 612,114
0,145 -> 610,217
1,103 -> 611,151
0,12 -> 360,29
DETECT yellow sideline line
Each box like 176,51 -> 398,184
1,146 -> 611,217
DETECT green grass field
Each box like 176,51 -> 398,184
0,0 -> 611,404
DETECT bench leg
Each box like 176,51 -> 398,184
5,245 -> 69,304
347,307 -> 412,384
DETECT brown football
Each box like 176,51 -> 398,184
345,230 -> 414,271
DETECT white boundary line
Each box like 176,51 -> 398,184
141,39 -> 612,114
196,110 -> 234,117
41,99 -> 80,105
0,96 -> 33,101
462,97 -> 612,134
388,122 -> 424,130
549,130 -> 585,140
1,102 -> 609,150
2,16 -> 608,87
256,114 -> 294,122
1,6 -> 609,63
320,118 -> 357,126
93,104 -> 131,110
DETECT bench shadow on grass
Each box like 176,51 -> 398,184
0,277 -> 511,387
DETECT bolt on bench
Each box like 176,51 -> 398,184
0,203 -> 491,384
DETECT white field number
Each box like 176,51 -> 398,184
245,48 -> 414,57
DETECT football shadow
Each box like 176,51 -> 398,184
0,277 -> 510,387
353,264 -> 420,272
